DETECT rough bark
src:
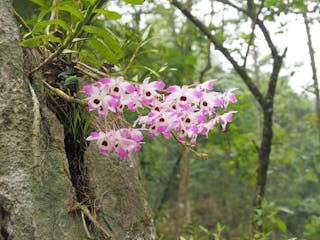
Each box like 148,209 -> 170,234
84,145 -> 157,240
0,1 -> 84,239
0,1 -> 156,239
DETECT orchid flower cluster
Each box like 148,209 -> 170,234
83,76 -> 237,159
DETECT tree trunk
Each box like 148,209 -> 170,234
174,149 -> 191,239
303,10 -> 320,140
169,0 -> 286,236
0,1 -> 156,239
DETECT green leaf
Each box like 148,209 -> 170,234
142,25 -> 152,41
87,38 -> 118,64
94,9 -> 122,20
293,1 -> 306,11
122,0 -> 144,4
64,76 -> 78,87
72,37 -> 88,43
199,225 -> 209,233
140,37 -> 156,48
82,26 -> 123,57
80,51 -> 101,67
32,19 -> 71,34
62,49 -> 78,54
135,65 -> 160,78
20,35 -> 61,48
158,65 -> 168,72
276,218 -> 287,232
58,5 -> 84,20
30,0 -> 49,8
277,206 -> 294,215
38,7 -> 54,21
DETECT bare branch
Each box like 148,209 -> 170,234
216,0 -> 279,59
243,0 -> 265,68
199,41 -> 212,82
169,0 -> 266,107
123,41 -> 143,77
14,10 -> 32,32
42,80 -> 87,105
75,61 -> 106,79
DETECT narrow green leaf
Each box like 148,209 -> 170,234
72,37 -> 88,43
122,0 -> 144,4
38,7 -> 54,21
140,37 -> 156,48
142,25 -> 152,41
62,49 -> 78,54
80,51 -> 102,67
199,225 -> 209,233
32,19 -> 71,34
20,35 -> 61,48
82,26 -> 123,58
135,65 -> 160,78
158,65 -> 167,72
87,38 -> 118,64
30,0 -> 49,8
83,112 -> 93,137
59,5 -> 84,20
94,9 -> 122,20
276,218 -> 287,232
277,206 -> 294,215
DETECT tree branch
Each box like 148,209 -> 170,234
242,0 -> 265,68
169,0 -> 266,108
42,80 -> 87,105
266,48 -> 287,104
199,41 -> 212,82
123,41 -> 143,77
216,0 -> 279,59
13,9 -> 32,32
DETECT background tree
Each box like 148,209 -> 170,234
0,0 -> 157,239
169,0 -> 287,236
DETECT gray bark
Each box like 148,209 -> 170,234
0,0 -> 156,239
85,146 -> 157,240
0,1 -> 84,239
303,11 -> 320,139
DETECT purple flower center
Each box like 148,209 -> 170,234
180,96 -> 187,101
